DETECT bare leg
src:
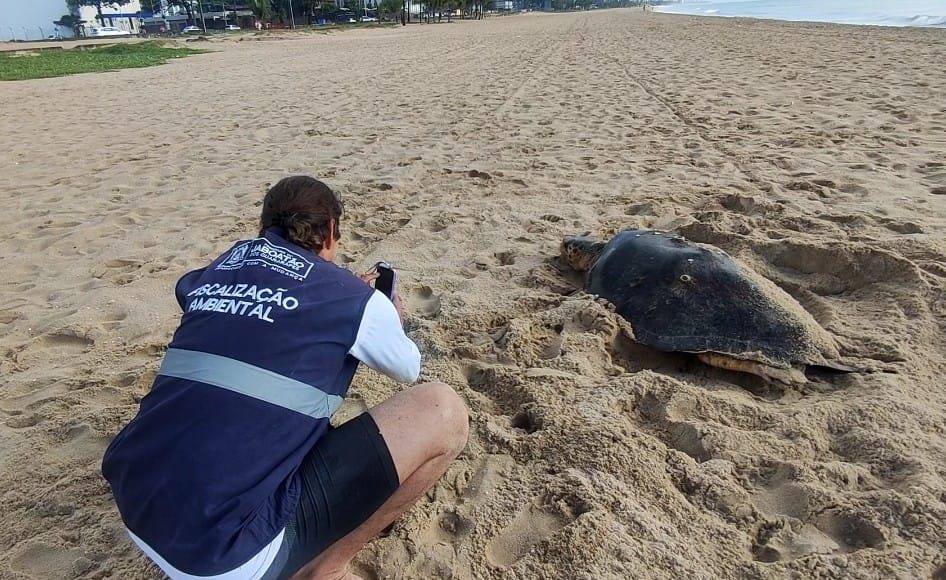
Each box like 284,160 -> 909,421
291,382 -> 469,580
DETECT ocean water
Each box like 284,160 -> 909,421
655,0 -> 946,28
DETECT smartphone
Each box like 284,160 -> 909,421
374,262 -> 397,300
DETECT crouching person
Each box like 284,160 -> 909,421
102,176 -> 469,579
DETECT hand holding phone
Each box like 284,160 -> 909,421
372,261 -> 397,300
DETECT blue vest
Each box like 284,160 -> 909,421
101,229 -> 374,575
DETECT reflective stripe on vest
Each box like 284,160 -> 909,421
157,348 -> 343,419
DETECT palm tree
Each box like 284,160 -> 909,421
246,0 -> 273,23
166,0 -> 196,24
378,0 -> 400,21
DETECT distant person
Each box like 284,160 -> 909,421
101,176 -> 469,579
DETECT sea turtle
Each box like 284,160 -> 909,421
560,229 -> 848,384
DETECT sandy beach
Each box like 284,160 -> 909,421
1,10 -> 945,579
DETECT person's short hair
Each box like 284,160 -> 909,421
259,176 -> 342,253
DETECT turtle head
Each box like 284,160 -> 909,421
561,233 -> 605,272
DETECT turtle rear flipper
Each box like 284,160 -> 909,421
697,352 -> 807,385
811,360 -> 857,374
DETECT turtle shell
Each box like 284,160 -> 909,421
586,230 -> 838,369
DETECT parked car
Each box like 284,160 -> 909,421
89,26 -> 131,37
224,24 -> 241,31
182,25 -> 202,34
361,16 -> 378,22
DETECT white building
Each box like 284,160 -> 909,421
79,0 -> 143,34
0,0 -> 73,41
0,0 -> 144,41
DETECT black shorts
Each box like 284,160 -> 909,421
261,412 -> 400,580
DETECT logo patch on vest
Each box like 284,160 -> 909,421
216,239 -> 314,281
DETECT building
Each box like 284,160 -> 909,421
0,0 -> 74,41
79,0 -> 143,34
140,1 -> 255,33
0,0 -> 146,42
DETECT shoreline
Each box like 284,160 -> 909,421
654,4 -> 946,30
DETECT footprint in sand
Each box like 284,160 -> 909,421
421,510 -> 475,545
0,308 -> 21,324
427,218 -> 449,233
5,412 -> 41,429
881,220 -> 923,234
9,542 -> 96,578
753,520 -> 841,563
50,423 -> 109,464
100,307 -> 129,332
485,500 -> 574,568
494,250 -> 516,266
462,363 -> 534,423
461,454 -> 516,504
759,240 -> 924,296
36,329 -> 94,353
813,509 -> 886,552
753,509 -> 886,562
635,391 -> 719,462
113,366 -> 157,392
91,258 -> 146,286
407,455 -> 518,578
749,461 -> 886,562
916,162 -> 946,196
411,286 -> 442,319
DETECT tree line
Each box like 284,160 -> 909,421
60,0 -> 650,32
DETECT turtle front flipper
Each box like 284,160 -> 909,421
697,352 -> 808,385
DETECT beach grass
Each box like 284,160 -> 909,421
0,42 -> 206,81
296,22 -> 394,34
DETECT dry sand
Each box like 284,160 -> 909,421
1,10 -> 945,580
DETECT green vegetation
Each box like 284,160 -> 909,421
246,0 -> 275,22
378,0 -> 402,20
0,42 -> 206,82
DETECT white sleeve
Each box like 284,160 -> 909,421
349,292 -> 421,383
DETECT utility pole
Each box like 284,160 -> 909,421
197,0 -> 207,31
160,0 -> 170,34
